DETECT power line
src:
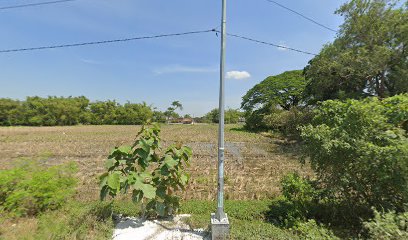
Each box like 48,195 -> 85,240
264,0 -> 338,33
214,30 -> 317,56
0,0 -> 76,10
0,29 -> 317,56
0,30 -> 214,53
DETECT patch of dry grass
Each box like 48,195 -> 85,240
0,124 -> 311,201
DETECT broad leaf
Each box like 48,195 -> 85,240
107,172 -> 121,190
164,155 -> 178,168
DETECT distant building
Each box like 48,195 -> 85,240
181,118 -> 194,124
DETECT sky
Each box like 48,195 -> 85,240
0,0 -> 347,116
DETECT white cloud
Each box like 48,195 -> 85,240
154,65 -> 217,75
226,71 -> 251,80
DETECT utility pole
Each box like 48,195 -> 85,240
211,0 -> 230,239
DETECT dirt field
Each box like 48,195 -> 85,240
0,124 -> 310,201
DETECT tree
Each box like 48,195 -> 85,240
164,101 -> 183,123
0,98 -> 20,126
203,108 -> 242,124
171,101 -> 183,111
304,0 -> 408,101
241,70 -> 307,112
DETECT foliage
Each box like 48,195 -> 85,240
262,107 -> 314,137
99,124 -> 192,217
304,0 -> 408,101
203,108 -> 243,124
242,70 -> 307,112
180,200 -> 300,240
0,96 -> 156,126
0,159 -> 77,217
266,173 -> 319,228
300,94 -> 408,213
363,210 -> 408,240
294,219 -> 339,240
241,70 -> 312,133
153,110 -> 167,123
281,173 -> 317,204
35,201 -> 114,240
164,100 -> 183,122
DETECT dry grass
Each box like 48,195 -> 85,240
0,124 -> 311,201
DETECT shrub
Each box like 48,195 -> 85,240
100,124 -> 192,217
0,160 -> 77,217
363,210 -> 408,240
300,95 -> 408,213
263,107 -> 314,137
295,219 -> 339,240
267,173 -> 319,228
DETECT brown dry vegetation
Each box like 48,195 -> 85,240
0,124 -> 310,201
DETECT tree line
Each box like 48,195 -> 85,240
0,96 -> 245,126
0,96 -> 158,126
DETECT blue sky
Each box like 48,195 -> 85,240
0,0 -> 346,116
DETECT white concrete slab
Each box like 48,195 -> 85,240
113,214 -> 209,240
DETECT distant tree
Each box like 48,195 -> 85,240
241,70 -> 307,112
183,114 -> 192,118
153,111 -> 166,123
164,101 -> 183,123
304,0 -> 408,101
203,108 -> 242,124
171,101 -> 183,111
0,98 -> 20,126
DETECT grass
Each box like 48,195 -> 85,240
1,200 -> 300,240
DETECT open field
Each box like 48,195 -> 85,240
0,124 -> 310,201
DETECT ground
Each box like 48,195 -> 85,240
0,124 -> 309,201
0,124 -> 311,239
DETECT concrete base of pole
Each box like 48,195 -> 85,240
211,213 -> 229,240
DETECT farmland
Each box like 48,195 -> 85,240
0,124 -> 309,202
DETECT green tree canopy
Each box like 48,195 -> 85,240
203,108 -> 243,124
241,70 -> 307,112
305,0 -> 408,101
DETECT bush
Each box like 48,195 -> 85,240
263,107 -> 314,138
300,95 -> 408,214
0,160 -> 77,217
266,173 -> 319,228
363,210 -> 408,240
295,219 -> 339,240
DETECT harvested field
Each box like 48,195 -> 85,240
0,124 -> 310,201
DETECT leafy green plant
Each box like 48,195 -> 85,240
294,219 -> 339,240
266,173 -> 319,228
363,210 -> 408,240
99,123 -> 192,217
0,159 -> 77,217
300,95 -> 408,214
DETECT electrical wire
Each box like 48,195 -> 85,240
264,0 -> 338,33
0,29 -> 214,53
213,30 -> 317,56
0,29 -> 317,56
0,0 -> 76,10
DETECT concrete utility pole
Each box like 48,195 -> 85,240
211,0 -> 230,239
